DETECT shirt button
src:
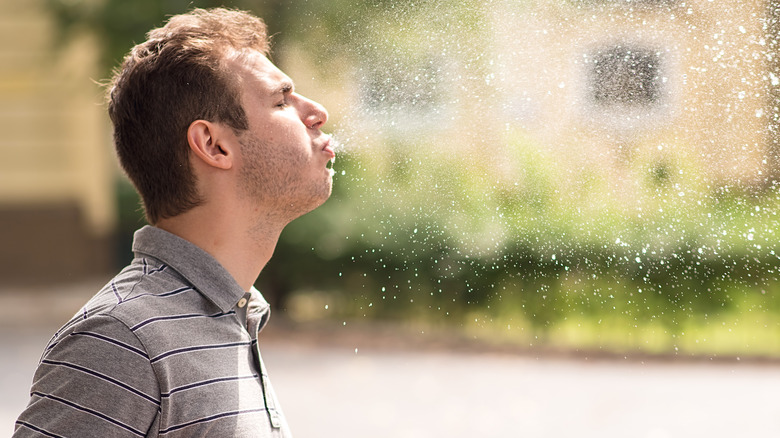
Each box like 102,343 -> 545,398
237,297 -> 248,308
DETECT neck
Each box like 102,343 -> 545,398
156,207 -> 287,291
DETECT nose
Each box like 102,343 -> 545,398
300,95 -> 328,130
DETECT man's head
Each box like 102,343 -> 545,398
108,8 -> 271,224
226,51 -> 333,221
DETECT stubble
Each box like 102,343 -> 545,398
238,133 -> 331,222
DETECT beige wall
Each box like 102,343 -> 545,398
489,0 -> 771,190
333,0 -> 775,203
0,0 -> 115,236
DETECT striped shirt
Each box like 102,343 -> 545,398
14,226 -> 292,437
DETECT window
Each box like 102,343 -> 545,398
356,52 -> 450,134
588,46 -> 663,107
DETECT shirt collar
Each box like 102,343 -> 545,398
247,286 -> 272,335
131,225 -> 248,314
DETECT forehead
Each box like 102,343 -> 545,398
227,50 -> 292,97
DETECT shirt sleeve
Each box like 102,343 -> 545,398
13,314 -> 161,438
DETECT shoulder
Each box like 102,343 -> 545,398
15,312 -> 161,438
41,312 -> 156,390
88,257 -> 211,328
89,258 -> 236,361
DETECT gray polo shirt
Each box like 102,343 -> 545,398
14,226 -> 292,437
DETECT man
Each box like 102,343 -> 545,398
14,7 -> 334,437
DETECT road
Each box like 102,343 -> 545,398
3,324 -> 779,437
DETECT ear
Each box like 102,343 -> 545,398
186,120 -> 235,170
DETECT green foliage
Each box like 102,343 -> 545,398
274,130 -> 780,357
43,0 -> 378,72
47,0 -> 232,70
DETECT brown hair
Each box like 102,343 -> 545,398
107,8 -> 270,224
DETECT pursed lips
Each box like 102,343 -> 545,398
321,136 -> 335,160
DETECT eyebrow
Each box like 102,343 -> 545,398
274,81 -> 294,96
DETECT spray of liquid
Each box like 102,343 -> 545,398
299,0 -> 780,358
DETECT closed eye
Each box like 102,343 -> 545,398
276,94 -> 292,108
271,82 -> 294,108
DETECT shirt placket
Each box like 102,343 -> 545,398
241,293 -> 282,430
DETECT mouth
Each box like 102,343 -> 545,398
322,137 -> 336,174
322,137 -> 336,159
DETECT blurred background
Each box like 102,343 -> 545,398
3,0 -> 780,436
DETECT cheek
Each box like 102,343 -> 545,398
260,120 -> 305,147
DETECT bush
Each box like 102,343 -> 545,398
267,132 -> 780,357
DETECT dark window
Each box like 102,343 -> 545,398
588,46 -> 663,106
360,56 -> 443,113
356,52 -> 449,133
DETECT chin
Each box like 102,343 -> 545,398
293,184 -> 332,218
319,174 -> 334,200
314,185 -> 333,208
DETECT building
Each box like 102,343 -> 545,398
0,0 -> 116,284
342,0 -> 779,204
489,0 -> 775,189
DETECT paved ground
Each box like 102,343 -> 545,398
2,283 -> 780,437
266,343 -> 780,438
